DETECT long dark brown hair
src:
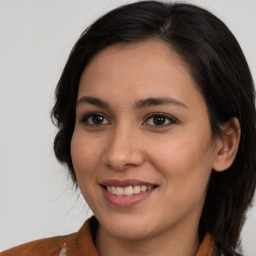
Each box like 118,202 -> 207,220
51,1 -> 256,255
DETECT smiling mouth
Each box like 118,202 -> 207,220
103,185 -> 158,196
100,180 -> 158,206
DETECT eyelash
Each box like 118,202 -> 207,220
80,112 -> 110,126
143,113 -> 177,127
80,112 -> 177,128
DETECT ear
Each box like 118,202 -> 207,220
213,117 -> 241,172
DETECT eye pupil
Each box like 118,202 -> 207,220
153,116 -> 165,125
92,115 -> 104,124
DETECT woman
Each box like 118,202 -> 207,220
1,1 -> 255,255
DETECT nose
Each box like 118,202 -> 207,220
102,125 -> 145,171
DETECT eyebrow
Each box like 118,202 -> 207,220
77,96 -> 188,109
77,96 -> 110,109
135,97 -> 188,109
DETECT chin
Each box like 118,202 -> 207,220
99,214 -> 156,240
109,226 -> 153,241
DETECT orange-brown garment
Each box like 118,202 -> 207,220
0,216 -> 217,256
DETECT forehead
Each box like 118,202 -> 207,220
80,41 -> 193,84
78,40 -> 204,110
82,40 -> 189,75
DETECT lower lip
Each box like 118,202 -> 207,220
102,187 -> 156,207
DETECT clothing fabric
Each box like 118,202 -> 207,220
0,216 -> 217,256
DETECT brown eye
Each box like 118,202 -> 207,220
81,113 -> 110,126
92,115 -> 104,124
153,116 -> 166,125
144,114 -> 176,127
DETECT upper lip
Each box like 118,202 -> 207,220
100,179 -> 158,187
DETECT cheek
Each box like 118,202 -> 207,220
70,131 -> 99,181
148,131 -> 214,192
70,131 -> 103,207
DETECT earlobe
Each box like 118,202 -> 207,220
213,117 -> 241,172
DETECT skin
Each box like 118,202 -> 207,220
71,40 -> 235,256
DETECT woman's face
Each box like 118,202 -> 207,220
71,41 -> 220,241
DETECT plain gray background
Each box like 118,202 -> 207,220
0,0 -> 255,254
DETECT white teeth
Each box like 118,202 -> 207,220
141,185 -> 147,192
133,185 -> 141,194
124,186 -> 133,196
111,186 -> 116,194
147,186 -> 153,191
115,187 -> 124,196
106,185 -> 155,195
